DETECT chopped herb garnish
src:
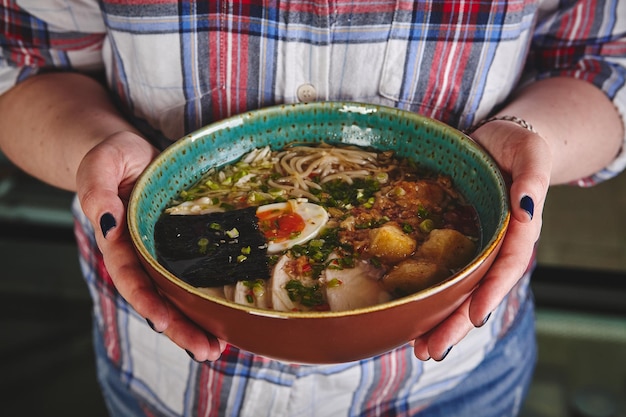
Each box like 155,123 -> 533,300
285,280 -> 326,307
226,227 -> 240,238
417,205 -> 429,219
288,227 -> 355,279
419,219 -> 435,233
311,178 -> 380,209
197,238 -> 209,254
369,257 -> 382,268
326,278 -> 342,288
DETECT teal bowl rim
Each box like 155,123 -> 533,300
128,101 -> 511,319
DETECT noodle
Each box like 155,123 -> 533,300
270,144 -> 390,199
167,144 -> 395,214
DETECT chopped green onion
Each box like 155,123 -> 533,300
197,238 -> 209,254
269,187 -> 285,198
419,219 -> 435,233
326,278 -> 342,288
375,172 -> 389,184
205,180 -> 220,190
285,280 -> 325,307
417,205 -> 429,219
308,239 -> 324,248
393,187 -> 406,197
226,227 -> 240,238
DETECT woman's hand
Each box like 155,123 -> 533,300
76,131 -> 226,362
412,122 -> 552,361
411,77 -> 623,361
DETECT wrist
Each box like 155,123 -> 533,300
465,115 -> 555,182
465,115 -> 538,136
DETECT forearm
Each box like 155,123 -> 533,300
475,77 -> 624,185
0,72 -> 141,191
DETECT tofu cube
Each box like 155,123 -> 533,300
381,260 -> 449,296
368,223 -> 417,263
416,229 -> 477,270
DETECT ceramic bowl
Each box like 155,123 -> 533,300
128,102 -> 510,364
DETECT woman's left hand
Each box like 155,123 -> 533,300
412,121 -> 552,361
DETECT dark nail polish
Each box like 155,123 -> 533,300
100,212 -> 117,238
520,196 -> 534,220
185,349 -> 195,360
146,318 -> 162,333
437,346 -> 453,362
479,312 -> 492,327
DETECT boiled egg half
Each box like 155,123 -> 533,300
256,200 -> 329,254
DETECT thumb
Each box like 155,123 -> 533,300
77,150 -> 128,242
75,134 -> 170,328
467,133 -> 551,326
508,133 -> 552,227
76,132 -> 158,240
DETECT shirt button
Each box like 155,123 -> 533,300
296,84 -> 317,102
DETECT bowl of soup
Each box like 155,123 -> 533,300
128,102 -> 510,364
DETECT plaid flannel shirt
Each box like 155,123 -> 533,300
2,1 -> 626,416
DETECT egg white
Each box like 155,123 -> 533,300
257,200 -> 329,254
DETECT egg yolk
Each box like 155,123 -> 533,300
257,209 -> 305,242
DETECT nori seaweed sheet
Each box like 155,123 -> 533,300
154,206 -> 270,286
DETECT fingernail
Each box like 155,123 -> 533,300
146,318 -> 162,333
520,196 -> 534,220
100,212 -> 117,238
437,346 -> 453,362
185,349 -> 196,360
479,312 -> 492,327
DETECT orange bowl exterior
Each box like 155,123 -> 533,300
138,237 -> 502,364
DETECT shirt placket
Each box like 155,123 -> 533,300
295,0 -> 331,103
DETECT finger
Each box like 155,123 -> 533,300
413,297 -> 475,361
160,299 -> 225,362
98,229 -> 173,329
412,337 -> 430,361
467,218 -> 537,326
96,219 -> 226,361
78,163 -> 172,329
96,223 -> 225,361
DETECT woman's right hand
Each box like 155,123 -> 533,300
76,131 -> 226,362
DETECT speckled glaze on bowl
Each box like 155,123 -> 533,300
128,101 -> 510,364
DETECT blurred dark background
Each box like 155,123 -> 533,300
1,151 -> 625,417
